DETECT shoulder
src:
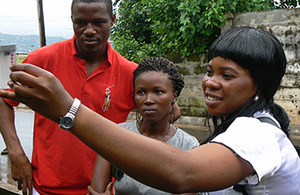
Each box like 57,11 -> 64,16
227,116 -> 282,136
212,116 -> 284,162
118,121 -> 138,133
212,116 -> 292,183
214,116 -> 282,145
168,127 -> 200,150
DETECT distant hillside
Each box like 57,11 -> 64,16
0,32 -> 67,53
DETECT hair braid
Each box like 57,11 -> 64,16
133,57 -> 184,98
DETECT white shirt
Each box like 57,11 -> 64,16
209,116 -> 300,194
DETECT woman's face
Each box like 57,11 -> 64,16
134,71 -> 177,123
202,57 -> 257,118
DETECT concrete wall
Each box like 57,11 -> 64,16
174,8 -> 300,125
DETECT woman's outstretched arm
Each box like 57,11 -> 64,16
0,64 -> 253,193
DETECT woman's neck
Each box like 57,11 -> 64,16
138,121 -> 173,142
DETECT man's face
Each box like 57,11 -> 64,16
71,2 -> 115,54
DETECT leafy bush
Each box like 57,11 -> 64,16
111,0 -> 292,63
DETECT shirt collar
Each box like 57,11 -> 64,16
106,41 -> 113,67
70,35 -> 78,56
71,35 -> 113,67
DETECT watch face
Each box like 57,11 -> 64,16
60,116 -> 74,130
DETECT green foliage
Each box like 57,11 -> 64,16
17,54 -> 27,63
111,0 -> 286,63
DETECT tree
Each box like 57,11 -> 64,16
111,0 -> 294,62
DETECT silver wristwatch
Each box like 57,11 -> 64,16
59,98 -> 81,130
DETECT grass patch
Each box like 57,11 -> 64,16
16,54 -> 27,63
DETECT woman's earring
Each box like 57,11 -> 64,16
170,103 -> 175,124
253,94 -> 259,102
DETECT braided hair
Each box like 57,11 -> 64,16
133,57 -> 184,98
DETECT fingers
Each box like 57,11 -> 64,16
106,182 -> 113,192
87,183 -> 113,195
15,173 -> 32,195
16,180 -> 31,195
27,177 -> 33,195
88,185 -> 97,195
0,89 -> 17,100
9,65 -> 40,89
9,63 -> 56,91
22,179 -> 28,195
17,180 -> 22,191
9,154 -> 33,195
8,64 -> 51,100
5,63 -> 73,122
10,63 -> 46,77
7,80 -> 34,99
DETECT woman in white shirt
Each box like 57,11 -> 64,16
2,26 -> 300,194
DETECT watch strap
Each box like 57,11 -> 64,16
69,98 -> 81,116
59,98 -> 81,130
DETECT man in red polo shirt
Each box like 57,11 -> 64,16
0,0 -> 137,194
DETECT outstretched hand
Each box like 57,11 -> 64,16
0,63 -> 73,123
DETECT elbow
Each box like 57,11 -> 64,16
165,167 -> 198,193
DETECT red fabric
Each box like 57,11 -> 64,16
5,36 -> 137,195
2,89 -> 19,107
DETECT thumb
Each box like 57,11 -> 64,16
106,182 -> 113,191
87,185 -> 97,195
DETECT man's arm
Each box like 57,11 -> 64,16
0,98 -> 32,195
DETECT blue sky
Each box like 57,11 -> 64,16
0,0 -> 74,38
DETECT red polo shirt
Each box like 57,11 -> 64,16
5,36 -> 137,194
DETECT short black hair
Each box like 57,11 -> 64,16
208,26 -> 286,101
133,57 -> 184,97
71,0 -> 113,17
206,26 -> 290,142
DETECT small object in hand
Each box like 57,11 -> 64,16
1,148 -> 8,155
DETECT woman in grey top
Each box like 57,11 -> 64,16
113,121 -> 199,195
90,57 -> 199,195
